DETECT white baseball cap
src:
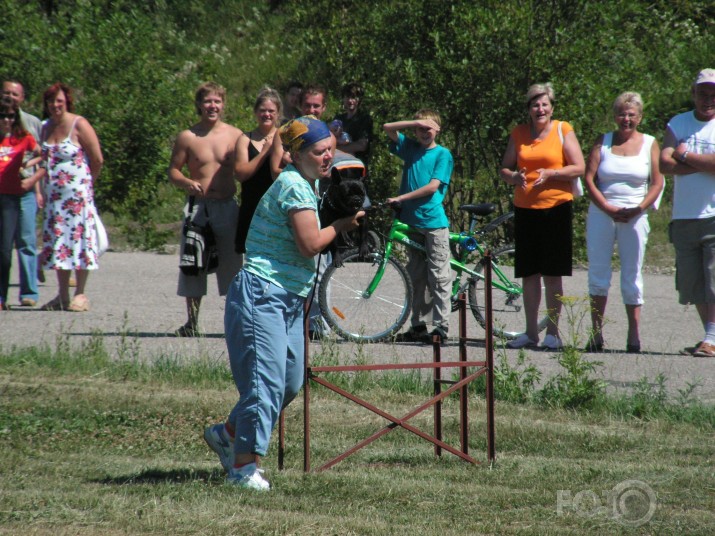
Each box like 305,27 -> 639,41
695,69 -> 715,85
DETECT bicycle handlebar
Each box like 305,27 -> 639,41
368,201 -> 402,214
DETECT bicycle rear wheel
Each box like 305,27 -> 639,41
319,249 -> 412,343
468,245 -> 549,339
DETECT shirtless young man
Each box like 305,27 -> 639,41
168,82 -> 243,337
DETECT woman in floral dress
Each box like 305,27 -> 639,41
30,83 -> 103,311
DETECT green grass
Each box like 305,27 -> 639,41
1,345 -> 713,535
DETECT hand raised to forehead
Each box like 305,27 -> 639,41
415,119 -> 441,132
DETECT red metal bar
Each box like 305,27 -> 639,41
433,334 -> 442,457
294,266 -> 497,471
459,293 -> 469,455
484,251 -> 496,463
310,371 -> 484,470
278,412 -> 285,470
310,361 -> 486,372
303,298 -> 311,472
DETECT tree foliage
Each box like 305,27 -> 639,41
1,0 -> 713,254
0,0 -> 288,218
281,0 -> 714,244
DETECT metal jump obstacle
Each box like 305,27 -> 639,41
278,253 -> 497,471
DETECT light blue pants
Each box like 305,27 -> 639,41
225,270 -> 305,457
0,193 -> 37,303
15,191 -> 38,301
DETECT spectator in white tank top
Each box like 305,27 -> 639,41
584,92 -> 664,353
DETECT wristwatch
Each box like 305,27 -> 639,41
679,150 -> 689,163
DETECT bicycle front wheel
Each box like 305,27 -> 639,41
468,245 -> 549,340
319,249 -> 412,343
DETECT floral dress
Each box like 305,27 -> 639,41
41,117 -> 99,270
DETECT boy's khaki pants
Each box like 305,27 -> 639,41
405,227 -> 452,332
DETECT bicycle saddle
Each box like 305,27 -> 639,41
459,203 -> 496,217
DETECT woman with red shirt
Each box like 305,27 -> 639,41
0,100 -> 40,310
499,83 -> 585,349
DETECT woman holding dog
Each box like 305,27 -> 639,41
233,87 -> 282,256
204,116 -> 364,491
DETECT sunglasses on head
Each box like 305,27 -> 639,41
0,113 -> 15,120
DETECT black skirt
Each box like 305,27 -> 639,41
514,201 -> 573,278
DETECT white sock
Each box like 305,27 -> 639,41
235,462 -> 257,476
703,322 -> 715,345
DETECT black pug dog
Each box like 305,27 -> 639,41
319,167 -> 369,267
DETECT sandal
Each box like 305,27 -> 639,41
67,295 -> 90,312
584,337 -> 604,352
40,296 -> 69,311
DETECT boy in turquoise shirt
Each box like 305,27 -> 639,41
384,109 -> 454,342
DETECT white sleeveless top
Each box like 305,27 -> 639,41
596,132 -> 654,206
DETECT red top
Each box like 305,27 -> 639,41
0,134 -> 37,195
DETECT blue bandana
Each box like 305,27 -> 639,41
279,115 -> 330,154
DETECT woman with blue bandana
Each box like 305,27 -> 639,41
204,116 -> 364,490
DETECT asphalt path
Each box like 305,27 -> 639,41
2,251 -> 713,402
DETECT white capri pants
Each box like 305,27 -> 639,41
586,203 -> 650,305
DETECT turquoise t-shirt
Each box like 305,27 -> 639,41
244,165 -> 319,297
389,132 -> 453,229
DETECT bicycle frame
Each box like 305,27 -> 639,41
362,218 -> 521,298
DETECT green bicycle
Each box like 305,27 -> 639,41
318,203 -> 549,343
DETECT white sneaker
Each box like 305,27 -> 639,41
226,464 -> 270,491
203,423 -> 234,472
540,334 -> 563,350
506,333 -> 538,349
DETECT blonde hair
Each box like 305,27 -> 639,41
612,91 -> 643,116
254,86 -> 283,118
414,108 -> 441,128
194,81 -> 226,115
525,82 -> 555,107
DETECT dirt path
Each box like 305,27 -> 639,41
3,251 -> 713,402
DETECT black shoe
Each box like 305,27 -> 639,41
584,337 -> 604,352
174,323 -> 200,337
626,342 -> 641,354
394,326 -> 428,343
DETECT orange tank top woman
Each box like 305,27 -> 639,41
511,119 -> 574,209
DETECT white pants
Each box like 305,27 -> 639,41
586,203 -> 649,305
